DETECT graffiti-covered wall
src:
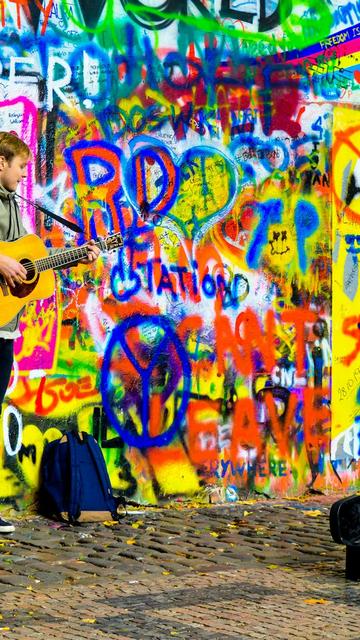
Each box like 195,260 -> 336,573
1,0 -> 360,507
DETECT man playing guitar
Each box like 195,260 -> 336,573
0,131 -> 100,533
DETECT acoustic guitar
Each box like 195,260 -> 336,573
0,232 -> 123,326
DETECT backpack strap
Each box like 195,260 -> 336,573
85,433 -> 127,520
67,431 -> 82,523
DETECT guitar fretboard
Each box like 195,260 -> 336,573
34,244 -> 100,273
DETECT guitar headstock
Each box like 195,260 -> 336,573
100,233 -> 124,252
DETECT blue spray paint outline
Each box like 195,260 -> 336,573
124,138 -> 180,216
101,314 -> 191,448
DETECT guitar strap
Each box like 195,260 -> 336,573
15,194 -> 84,234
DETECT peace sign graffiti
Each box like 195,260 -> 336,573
100,314 -> 191,448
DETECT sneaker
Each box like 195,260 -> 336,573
0,517 -> 15,533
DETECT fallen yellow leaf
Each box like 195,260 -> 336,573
243,511 -> 252,517
126,538 -> 136,545
304,598 -> 331,605
102,520 -> 119,527
131,520 -> 144,529
210,531 -> 219,537
267,564 -> 279,569
81,618 -> 96,623
302,510 -> 323,517
0,539 -> 17,544
162,570 -> 171,575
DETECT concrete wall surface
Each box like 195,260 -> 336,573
1,0 -> 359,507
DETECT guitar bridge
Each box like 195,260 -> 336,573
0,276 -> 9,297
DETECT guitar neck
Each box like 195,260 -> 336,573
34,241 -> 101,272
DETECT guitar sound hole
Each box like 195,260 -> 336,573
20,259 -> 35,282
11,260 -> 39,299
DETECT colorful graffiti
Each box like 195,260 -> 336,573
1,0 -> 360,507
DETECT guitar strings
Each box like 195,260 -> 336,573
21,256 -> 86,273
19,253 -> 88,266
9,234 -> 121,274
16,249 -> 89,269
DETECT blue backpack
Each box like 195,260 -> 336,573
40,430 -> 125,523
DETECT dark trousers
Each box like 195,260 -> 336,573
0,338 -> 14,413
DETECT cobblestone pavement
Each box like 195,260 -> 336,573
0,494 -> 358,639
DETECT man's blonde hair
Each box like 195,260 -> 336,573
0,132 -> 31,162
